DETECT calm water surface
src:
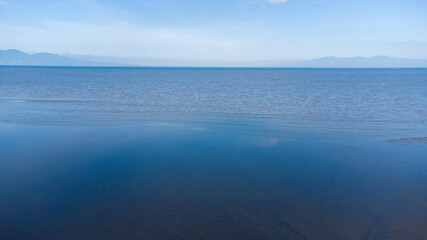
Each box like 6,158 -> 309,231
0,67 -> 426,239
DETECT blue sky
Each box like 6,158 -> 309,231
0,0 -> 426,64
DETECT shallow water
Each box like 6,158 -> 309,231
0,67 -> 426,239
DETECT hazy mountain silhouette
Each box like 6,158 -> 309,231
1,49 -> 427,67
0,49 -> 113,66
290,56 -> 427,68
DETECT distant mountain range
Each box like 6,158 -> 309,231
290,56 -> 427,68
1,49 -> 427,67
0,49 -> 112,66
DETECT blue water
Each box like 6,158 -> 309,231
0,67 -> 426,239
1,67 -> 426,135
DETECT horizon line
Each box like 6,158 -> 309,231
2,65 -> 427,70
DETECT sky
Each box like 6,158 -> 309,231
0,0 -> 426,65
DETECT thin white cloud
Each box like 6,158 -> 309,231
267,0 -> 288,4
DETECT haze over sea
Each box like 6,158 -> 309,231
0,67 -> 426,239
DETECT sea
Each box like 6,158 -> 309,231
0,67 -> 426,239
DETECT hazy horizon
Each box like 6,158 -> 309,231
2,48 -> 427,67
1,0 -> 426,66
